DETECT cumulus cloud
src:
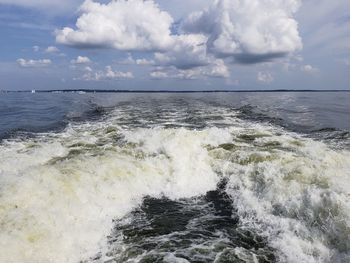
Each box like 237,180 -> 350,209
300,64 -> 319,73
208,59 -> 230,78
150,34 -> 230,78
55,0 -> 232,78
117,54 -> 154,65
150,59 -> 229,80
154,34 -> 211,70
150,71 -> 169,79
56,0 -> 174,51
56,0 -> 302,79
150,34 -> 230,79
17,58 -> 52,68
78,66 -> 133,81
257,72 -> 274,83
182,0 -> 303,63
45,46 -> 59,53
71,56 -> 91,64
84,66 -> 93,72
149,33 -> 231,78
136,58 -> 154,66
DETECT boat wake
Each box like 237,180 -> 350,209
0,104 -> 349,263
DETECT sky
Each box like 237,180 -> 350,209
0,0 -> 349,91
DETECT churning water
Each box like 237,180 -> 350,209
0,92 -> 349,263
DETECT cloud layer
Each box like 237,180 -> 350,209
17,58 -> 52,68
79,66 -> 133,81
3,0 -> 350,90
151,59 -> 229,80
56,0 -> 233,79
55,0 -> 304,82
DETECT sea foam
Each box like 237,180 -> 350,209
0,109 -> 349,263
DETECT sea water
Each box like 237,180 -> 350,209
0,92 -> 349,263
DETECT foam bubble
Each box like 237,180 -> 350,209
0,109 -> 349,263
0,122 -> 232,262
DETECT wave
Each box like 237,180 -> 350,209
0,107 -> 349,263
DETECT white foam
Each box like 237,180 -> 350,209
0,115 -> 349,263
218,128 -> 350,262
0,122 -> 231,262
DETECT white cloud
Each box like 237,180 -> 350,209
45,46 -> 59,53
136,58 -> 154,66
71,56 -> 91,64
84,66 -> 92,72
300,64 -> 319,73
182,0 -> 302,63
150,33 -> 230,78
33,46 -> 40,52
117,54 -> 154,65
150,71 -> 169,79
55,0 -> 227,76
257,72 -> 274,84
154,34 -> 210,70
56,0 -> 301,80
207,59 -> 230,78
17,58 -> 52,68
150,59 -> 229,80
78,66 -> 133,81
56,0 -> 174,51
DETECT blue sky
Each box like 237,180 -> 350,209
0,0 -> 349,91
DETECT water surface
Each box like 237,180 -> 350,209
0,92 -> 349,263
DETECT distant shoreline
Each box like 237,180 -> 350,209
1,89 -> 350,93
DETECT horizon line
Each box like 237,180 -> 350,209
1,89 -> 350,93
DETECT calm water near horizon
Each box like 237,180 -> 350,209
1,92 -> 350,138
0,92 -> 349,262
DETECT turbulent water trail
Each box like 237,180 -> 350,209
0,104 -> 349,263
